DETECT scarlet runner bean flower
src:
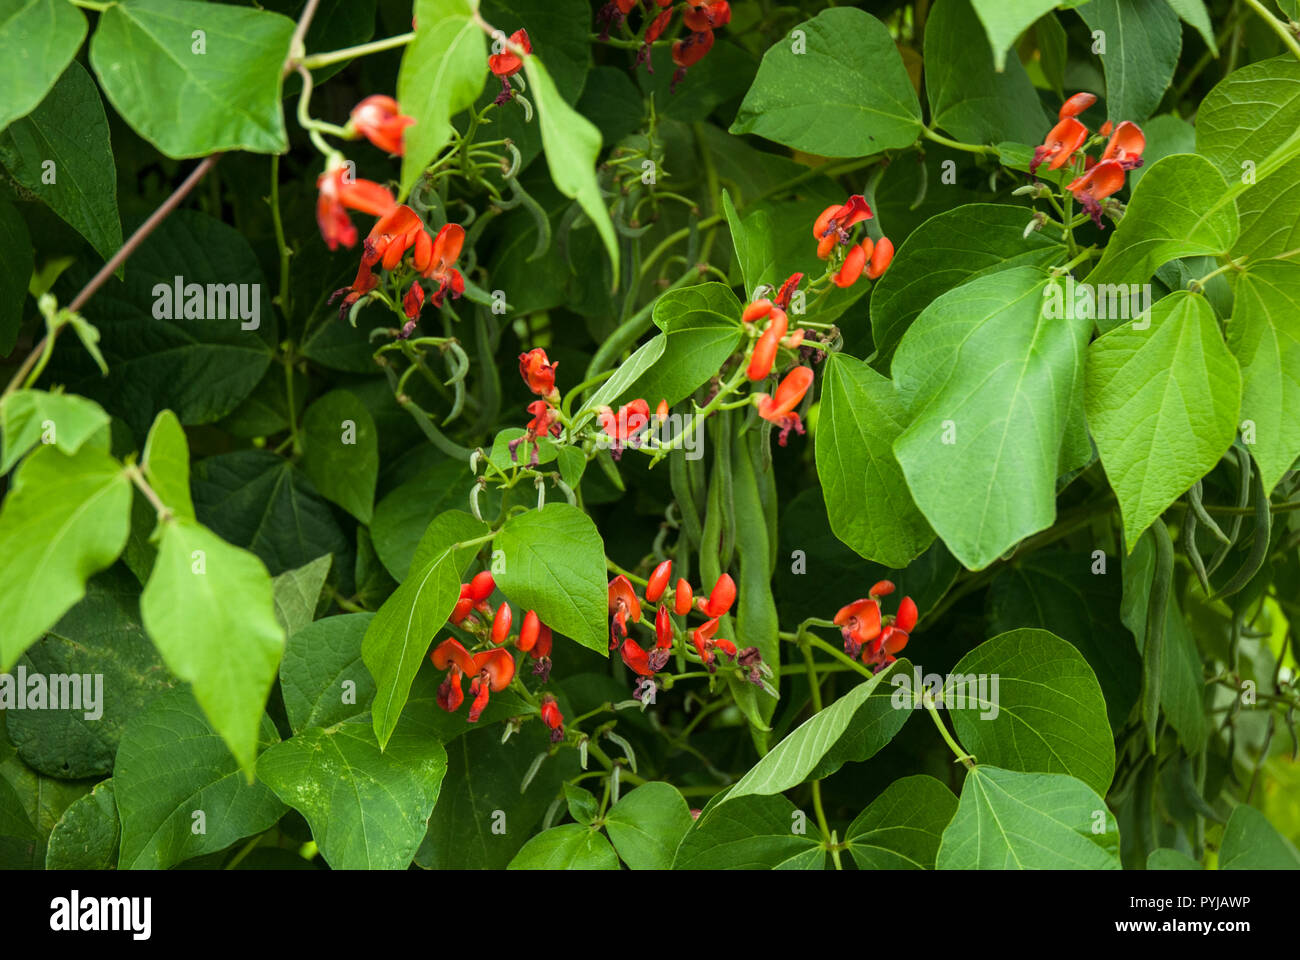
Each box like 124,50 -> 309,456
451,570 -> 495,624
402,281 -> 424,323
608,574 -> 642,647
526,620 -> 554,682
691,617 -> 737,671
315,164 -> 397,250
1030,116 -> 1088,175
701,573 -> 736,618
814,195 -> 872,259
466,649 -> 515,721
775,272 -> 803,311
755,366 -> 814,446
540,693 -> 564,743
431,638 -> 476,712
518,347 -> 559,400
866,236 -> 894,280
646,560 -> 672,603
1058,91 -> 1096,119
347,95 -> 415,155
833,241 -> 868,287
489,28 -> 531,105
637,8 -> 674,70
1100,120 -> 1146,170
747,307 -> 789,380
597,398 -> 651,458
671,29 -> 714,91
1066,158 -> 1126,228
834,587 -> 919,671
518,610 -> 541,652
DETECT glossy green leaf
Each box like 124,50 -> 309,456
943,629 -> 1116,794
398,0 -> 486,197
925,0 -> 1048,146
46,779 -> 119,870
0,388 -> 110,475
730,7 -> 922,156
817,353 -> 934,568
89,0 -> 293,157
871,204 -> 1066,368
563,783 -> 599,826
674,791 -> 825,869
114,690 -> 284,870
1226,260 -> 1300,495
892,269 -> 1091,570
140,518 -> 286,776
371,460 -> 477,581
270,554 -> 333,640
142,408 -> 194,520
301,389 -> 378,524
0,444 -> 131,671
937,766 -> 1121,868
845,775 -> 958,870
1076,0 -> 1181,123
970,0 -> 1062,70
1085,292 -> 1240,547
1165,0 -> 1217,53
495,503 -> 608,655
0,61 -> 120,264
508,823 -> 619,869
605,781 -> 694,870
1219,804 -> 1300,869
0,0 -> 87,132
280,612 -> 374,733
363,510 -> 487,749
1147,847 -> 1203,869
1084,155 -> 1238,301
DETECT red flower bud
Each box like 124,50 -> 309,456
673,579 -> 693,616
655,604 -> 673,649
540,694 -> 564,742
491,602 -> 512,644
468,571 -> 495,602
705,573 -> 736,618
895,595 -> 918,633
646,560 -> 672,603
518,347 -> 559,398
1058,91 -> 1097,119
518,609 -> 540,652
866,236 -> 894,280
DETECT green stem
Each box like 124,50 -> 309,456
301,32 -> 416,69
922,691 -> 976,769
922,126 -> 997,156
1242,0 -> 1300,61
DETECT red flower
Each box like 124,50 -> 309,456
691,618 -> 737,671
702,573 -> 736,618
862,595 -> 918,671
424,223 -> 465,307
528,621 -> 554,682
540,693 -> 564,742
608,574 -> 642,646
870,580 -> 895,597
620,637 -> 655,677
518,610 -> 541,651
348,95 -> 414,155
597,398 -> 651,456
1066,158 -> 1126,228
646,559 -> 672,603
491,601 -> 512,644
755,366 -> 813,445
683,1 -> 730,31
670,29 -> 714,89
673,579 -> 693,616
866,236 -> 894,280
833,598 -> 881,659
646,8 -> 673,42
431,638 -> 476,713
742,298 -> 773,323
1031,117 -> 1087,175
833,241 -> 868,288
524,399 -> 561,441
655,604 -> 673,649
489,28 -> 530,77
314,166 -> 397,251
747,307 -> 788,380
519,347 -> 559,398
1101,120 -> 1145,171
451,571 -> 495,624
402,282 -> 424,323
328,204 -> 426,317
775,272 -> 803,311
467,649 -> 515,721
1058,91 -> 1096,120
814,195 -> 872,259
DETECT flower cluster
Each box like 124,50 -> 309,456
1031,92 -> 1146,228
833,580 -> 919,672
430,571 -> 562,740
488,28 -> 531,105
741,278 -> 816,446
813,193 -> 895,287
600,1 -> 731,91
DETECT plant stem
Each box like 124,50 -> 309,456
922,691 -> 976,769
301,31 -> 416,69
922,126 -> 997,156
1242,0 -> 1300,61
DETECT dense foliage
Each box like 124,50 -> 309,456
1,0 -> 1299,872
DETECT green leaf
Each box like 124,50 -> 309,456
718,660 -> 912,807
280,612 -> 375,733
563,783 -> 599,826
114,689 -> 284,869
817,354 -> 934,569
970,0 -> 1062,71
1076,0 -> 1181,123
1227,261 -> 1300,495
604,782 -> 694,870
1164,0 -> 1217,54
1196,58 -> 1300,261
257,711 -> 449,870
46,779 -> 119,870
985,551 -> 1141,729
870,204 -> 1066,367
1084,155 -> 1238,301
300,389 -> 378,524
363,510 -> 487,749
51,210 -> 277,439
0,773 -> 42,868
730,7 -> 922,157
1126,113 -> 1197,190
371,460 -> 476,581
0,197 -> 31,355
495,503 -> 608,655
1085,292 -> 1241,547
1219,804 -> 1300,869
674,791 -> 825,869
398,0 -> 486,198
844,775 -> 958,870
523,53 -> 619,287
1147,847 -> 1203,869
89,0 -> 293,157
0,61 -> 121,264
0,0 -> 87,132
0,388 -> 110,475
937,766 -> 1121,868
417,722 -> 570,868
0,444 -> 131,671
5,566 -> 177,778
892,269 -> 1091,570
142,409 -> 194,521
271,554 -> 333,640
943,629 -> 1116,794
925,0 -> 1048,146
0,721 -> 92,867
192,450 -> 348,576
140,518 -> 286,776
508,823 -> 619,869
